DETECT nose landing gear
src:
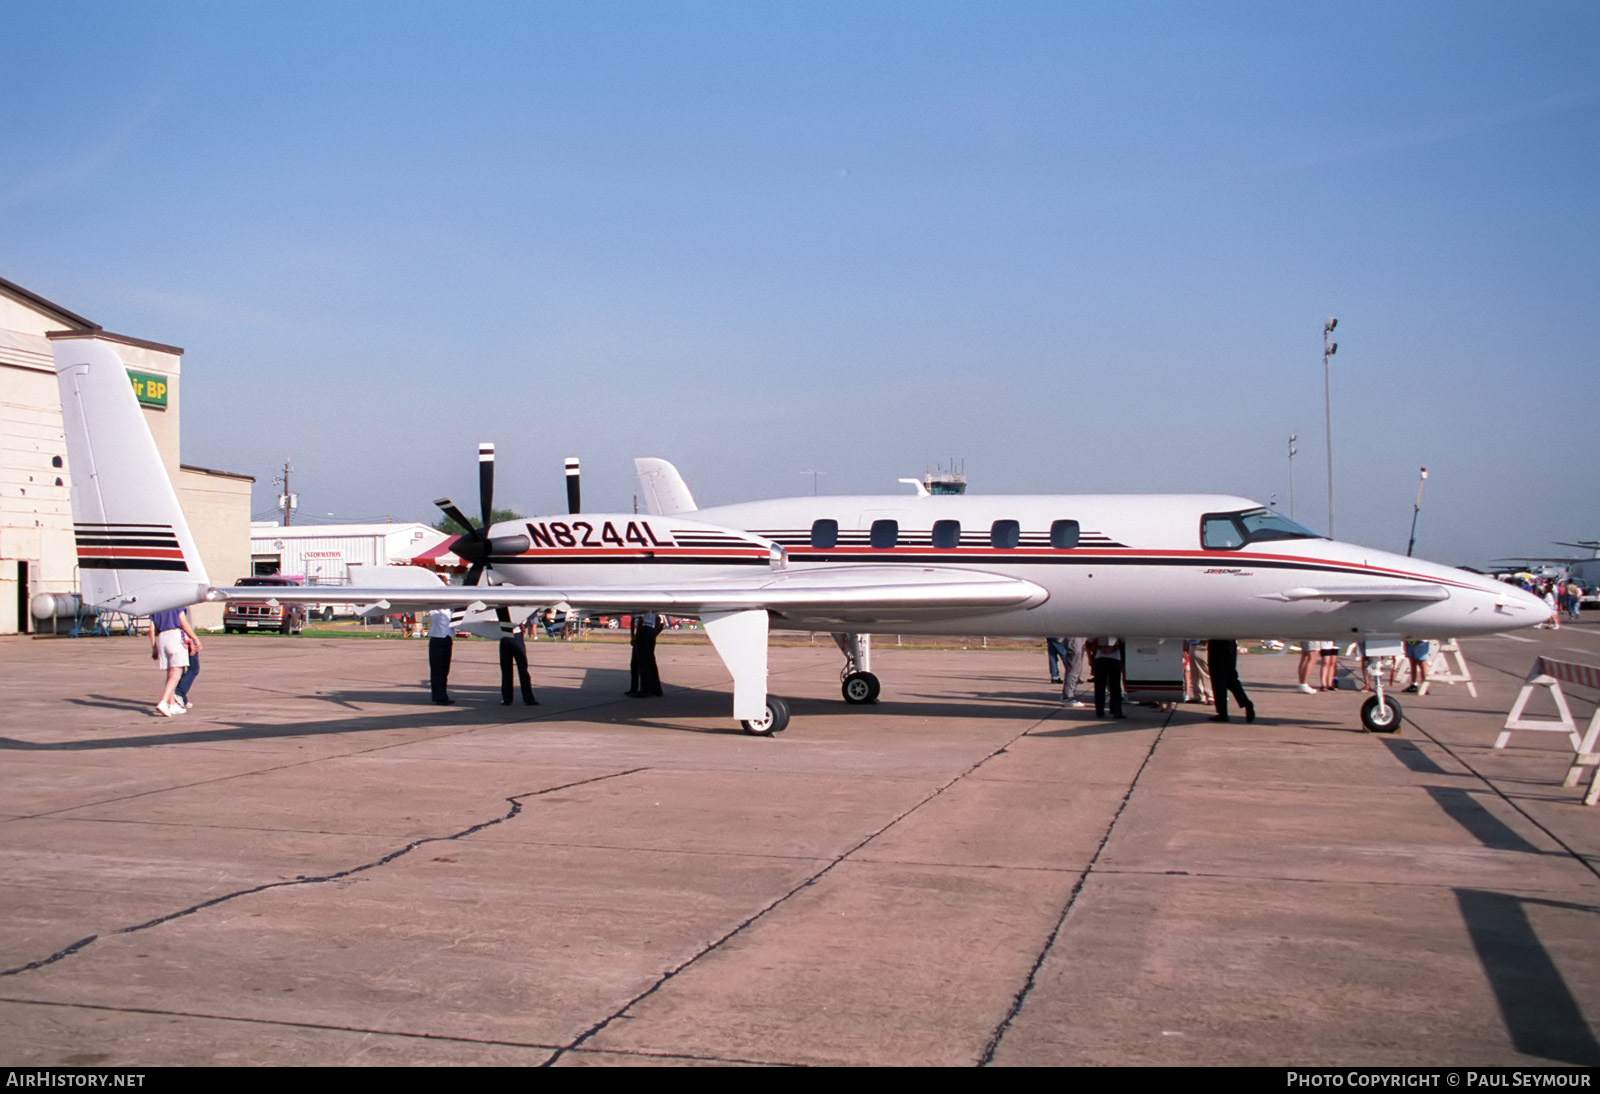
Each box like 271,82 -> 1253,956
1361,693 -> 1402,733
1360,640 -> 1404,733
742,695 -> 791,736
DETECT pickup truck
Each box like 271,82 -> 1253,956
222,575 -> 308,634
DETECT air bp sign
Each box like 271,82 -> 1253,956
127,369 -> 168,409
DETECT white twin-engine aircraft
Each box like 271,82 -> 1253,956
53,335 -> 1547,736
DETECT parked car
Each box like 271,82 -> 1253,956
222,575 -> 308,634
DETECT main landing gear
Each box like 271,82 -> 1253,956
842,672 -> 881,704
741,696 -> 791,736
834,633 -> 881,705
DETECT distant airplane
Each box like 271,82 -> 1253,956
53,335 -> 1549,737
1494,541 -> 1600,585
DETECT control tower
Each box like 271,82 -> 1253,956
923,460 -> 967,496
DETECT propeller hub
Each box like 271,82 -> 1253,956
448,532 -> 488,564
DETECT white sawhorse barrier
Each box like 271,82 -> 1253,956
1495,657 -> 1600,806
1419,638 -> 1476,697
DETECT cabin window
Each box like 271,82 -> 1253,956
1201,516 -> 1246,550
870,519 -> 899,548
990,520 -> 1020,549
932,520 -> 961,549
1050,520 -> 1080,549
810,519 -> 838,549
1201,508 -> 1319,550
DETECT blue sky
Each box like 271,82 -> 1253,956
5,1 -> 1596,567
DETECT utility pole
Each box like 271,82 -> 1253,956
800,470 -> 826,496
1322,318 -> 1338,537
274,460 -> 295,527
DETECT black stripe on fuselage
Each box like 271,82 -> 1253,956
75,536 -> 182,548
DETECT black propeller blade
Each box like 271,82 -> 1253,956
434,441 -> 499,587
434,498 -> 476,537
436,442 -> 524,634
479,443 -> 495,533
565,456 -> 580,514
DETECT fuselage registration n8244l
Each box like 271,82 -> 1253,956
51,334 -> 1548,736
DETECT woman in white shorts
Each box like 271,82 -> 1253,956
147,607 -> 201,717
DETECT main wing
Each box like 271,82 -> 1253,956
203,564 -> 1050,627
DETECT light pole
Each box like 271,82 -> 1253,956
1406,467 -> 1429,557
1287,434 -> 1298,520
1322,318 -> 1338,537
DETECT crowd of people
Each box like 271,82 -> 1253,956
1501,575 -> 1586,629
1046,632 -> 1448,724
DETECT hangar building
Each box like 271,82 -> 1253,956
249,521 -> 453,583
0,276 -> 253,633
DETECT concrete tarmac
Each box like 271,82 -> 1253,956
1,624 -> 1597,1066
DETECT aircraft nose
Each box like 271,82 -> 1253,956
1493,580 -> 1549,622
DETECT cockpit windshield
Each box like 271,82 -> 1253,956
1201,508 -> 1321,550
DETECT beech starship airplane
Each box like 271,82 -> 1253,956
52,334 -> 1548,736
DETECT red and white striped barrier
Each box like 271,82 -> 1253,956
1496,656 -> 1600,806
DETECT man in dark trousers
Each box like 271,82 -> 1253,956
499,619 -> 538,706
628,611 -> 666,697
1089,636 -> 1125,719
1207,638 -> 1255,723
427,607 -> 454,704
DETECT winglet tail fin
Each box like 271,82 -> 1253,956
634,457 -> 697,515
51,335 -> 211,614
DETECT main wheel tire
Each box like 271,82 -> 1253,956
741,696 -> 791,736
841,671 -> 881,705
1361,695 -> 1403,733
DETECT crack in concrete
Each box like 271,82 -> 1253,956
544,709 -> 1068,1067
0,768 -> 646,978
977,703 -> 1174,1066
0,994 -> 563,1058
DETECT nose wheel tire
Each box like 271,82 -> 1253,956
841,671 -> 881,705
742,696 -> 791,736
1361,695 -> 1403,733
